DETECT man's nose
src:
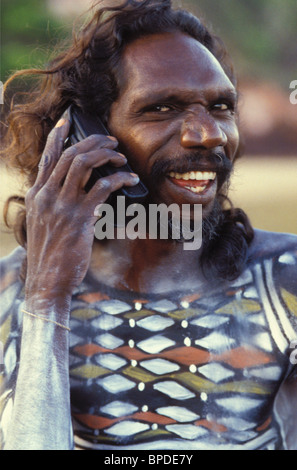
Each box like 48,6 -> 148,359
180,111 -> 227,149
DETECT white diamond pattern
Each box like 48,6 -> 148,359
136,315 -> 174,332
100,401 -> 138,418
91,314 -> 123,331
98,300 -> 132,315
140,358 -> 180,375
156,406 -> 199,422
165,424 -> 209,440
153,381 -> 195,400
137,335 -> 175,354
248,312 -> 266,326
252,332 -> 273,352
248,365 -> 282,381
145,299 -> 177,313
217,416 -> 255,431
195,331 -> 236,352
191,315 -> 229,329
6,246 -> 293,451
216,396 -> 262,413
95,333 -> 124,350
95,353 -> 127,371
105,421 -> 150,436
97,374 -> 135,394
198,362 -> 235,383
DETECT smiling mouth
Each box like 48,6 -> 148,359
167,170 -> 216,194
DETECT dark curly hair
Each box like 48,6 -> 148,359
1,0 -> 254,281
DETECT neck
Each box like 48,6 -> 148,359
89,236 -> 205,294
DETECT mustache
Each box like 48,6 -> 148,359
149,150 -> 233,188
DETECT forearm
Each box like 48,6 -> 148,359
4,304 -> 73,450
3,111 -> 131,450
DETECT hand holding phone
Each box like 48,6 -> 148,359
64,105 -> 148,204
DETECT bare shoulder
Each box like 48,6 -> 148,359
249,229 -> 297,295
249,229 -> 297,259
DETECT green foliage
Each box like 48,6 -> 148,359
1,0 -> 72,81
183,0 -> 297,87
1,0 -> 296,88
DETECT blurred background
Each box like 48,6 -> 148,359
1,0 -> 297,257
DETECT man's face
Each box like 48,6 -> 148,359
108,32 -> 239,217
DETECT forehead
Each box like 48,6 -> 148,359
117,32 -> 235,102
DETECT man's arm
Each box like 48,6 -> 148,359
4,303 -> 73,450
0,249 -> 73,450
2,114 -> 139,450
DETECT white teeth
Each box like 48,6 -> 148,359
168,171 -> 216,181
185,186 -> 207,193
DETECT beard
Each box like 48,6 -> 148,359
144,149 -> 233,246
161,197 -> 225,246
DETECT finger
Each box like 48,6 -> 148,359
83,171 -> 140,214
35,116 -> 71,188
47,134 -> 119,189
79,151 -> 128,190
60,149 -> 128,196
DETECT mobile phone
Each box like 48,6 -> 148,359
64,105 -> 148,204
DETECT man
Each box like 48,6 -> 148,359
0,0 -> 296,450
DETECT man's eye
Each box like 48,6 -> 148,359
212,102 -> 234,113
216,103 -> 228,110
151,105 -> 172,112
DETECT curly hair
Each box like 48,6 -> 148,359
1,0 -> 254,281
